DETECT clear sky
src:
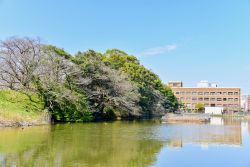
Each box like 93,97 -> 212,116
0,0 -> 250,94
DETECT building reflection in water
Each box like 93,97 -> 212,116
165,117 -> 246,148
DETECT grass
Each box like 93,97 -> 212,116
0,90 -> 45,122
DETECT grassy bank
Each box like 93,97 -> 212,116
0,90 -> 50,127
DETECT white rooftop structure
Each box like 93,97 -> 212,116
197,80 -> 211,88
197,80 -> 218,88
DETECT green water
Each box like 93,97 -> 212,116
0,118 -> 250,167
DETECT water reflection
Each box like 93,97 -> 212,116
0,118 -> 249,167
0,126 -> 50,167
163,117 -> 243,148
153,118 -> 250,167
0,122 -> 164,167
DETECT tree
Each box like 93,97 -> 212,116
103,49 -> 179,116
195,103 -> 205,112
0,37 -> 180,121
34,45 -> 91,122
73,50 -> 142,120
0,37 -> 42,90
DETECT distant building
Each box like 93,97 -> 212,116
168,81 -> 241,114
248,96 -> 250,111
241,95 -> 250,112
241,95 -> 248,112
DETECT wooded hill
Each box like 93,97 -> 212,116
0,37 -> 178,122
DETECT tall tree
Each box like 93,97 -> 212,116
73,50 -> 142,119
103,49 -> 179,116
0,37 -> 42,90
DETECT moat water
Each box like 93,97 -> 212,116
0,117 -> 250,167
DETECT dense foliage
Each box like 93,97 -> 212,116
0,37 -> 178,122
103,49 -> 178,116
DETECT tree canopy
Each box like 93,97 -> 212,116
0,38 -> 178,122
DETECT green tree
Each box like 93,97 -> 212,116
103,49 -> 179,117
73,50 -> 142,120
35,46 -> 92,122
195,103 -> 205,112
0,37 -> 179,122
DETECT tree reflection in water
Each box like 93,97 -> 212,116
0,118 -> 249,167
0,122 -> 164,167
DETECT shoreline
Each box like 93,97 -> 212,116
162,113 -> 211,124
0,119 -> 50,127
0,112 -> 51,128
162,113 -> 250,124
1,112 -> 250,128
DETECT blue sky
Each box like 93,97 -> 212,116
0,0 -> 250,94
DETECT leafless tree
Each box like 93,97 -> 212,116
0,37 -> 42,90
38,46 -> 74,87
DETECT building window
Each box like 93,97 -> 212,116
210,92 -> 216,95
223,92 -> 227,95
228,98 -> 233,101
175,92 -> 180,95
198,98 -> 203,101
198,92 -> 203,95
204,98 -> 209,101
234,92 -> 239,95
180,92 -> 185,95
223,104 -> 228,107
186,92 -> 191,95
186,97 -> 191,101
192,92 -> 197,95
210,98 -> 216,101
204,92 -> 209,95
217,98 -> 222,101
223,98 -> 227,101
234,98 -> 239,101
228,92 -> 233,95
192,97 -> 197,101
216,92 -> 222,95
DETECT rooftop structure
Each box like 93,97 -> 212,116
168,81 -> 183,88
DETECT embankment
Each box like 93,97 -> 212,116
0,90 -> 50,127
162,113 -> 211,124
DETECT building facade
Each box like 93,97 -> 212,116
241,95 -> 249,112
248,96 -> 250,112
169,81 -> 241,113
